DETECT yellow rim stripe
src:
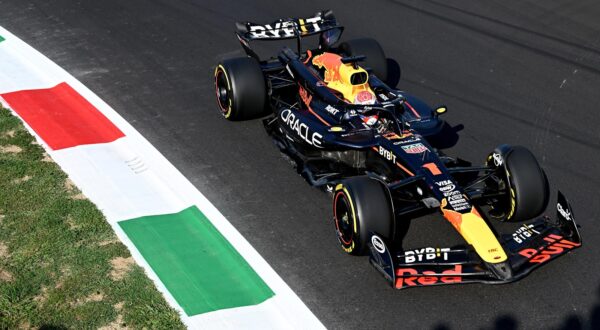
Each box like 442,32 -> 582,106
215,64 -> 232,118
342,187 -> 358,234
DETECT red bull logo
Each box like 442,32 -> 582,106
311,52 -> 376,104
312,53 -> 343,83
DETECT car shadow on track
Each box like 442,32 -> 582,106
386,58 -> 463,150
427,122 -> 463,150
431,285 -> 600,329
386,58 -> 402,88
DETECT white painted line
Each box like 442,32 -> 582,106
49,139 -> 193,223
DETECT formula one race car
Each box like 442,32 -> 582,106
213,10 -> 581,289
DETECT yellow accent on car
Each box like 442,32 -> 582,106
329,126 -> 344,132
457,212 -> 508,263
298,18 -> 308,33
441,203 -> 507,263
311,52 -> 375,103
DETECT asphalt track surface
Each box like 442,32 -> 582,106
1,0 -> 600,328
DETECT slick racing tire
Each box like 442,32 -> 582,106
339,38 -> 388,83
333,176 -> 394,255
214,57 -> 267,120
487,145 -> 549,222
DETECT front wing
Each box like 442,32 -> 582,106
368,191 -> 582,289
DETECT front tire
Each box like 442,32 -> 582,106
333,177 -> 394,255
486,145 -> 549,222
214,57 -> 267,120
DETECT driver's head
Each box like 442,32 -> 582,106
361,113 -> 379,126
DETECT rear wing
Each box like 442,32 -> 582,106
235,10 -> 343,59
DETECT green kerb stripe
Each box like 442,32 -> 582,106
118,206 -> 274,316
0,35 -> 5,43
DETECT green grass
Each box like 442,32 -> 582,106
0,106 -> 185,329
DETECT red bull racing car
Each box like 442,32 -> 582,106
213,11 -> 581,289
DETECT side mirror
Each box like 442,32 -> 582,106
319,27 -> 343,50
435,106 -> 448,115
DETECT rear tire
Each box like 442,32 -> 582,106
339,38 -> 388,83
487,146 -> 549,221
333,176 -> 394,255
214,57 -> 267,120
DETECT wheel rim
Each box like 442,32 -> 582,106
334,191 -> 354,246
214,68 -> 231,116
486,170 -> 511,221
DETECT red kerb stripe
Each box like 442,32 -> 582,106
1,82 -> 124,150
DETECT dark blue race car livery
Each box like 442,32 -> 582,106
214,10 -> 581,289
